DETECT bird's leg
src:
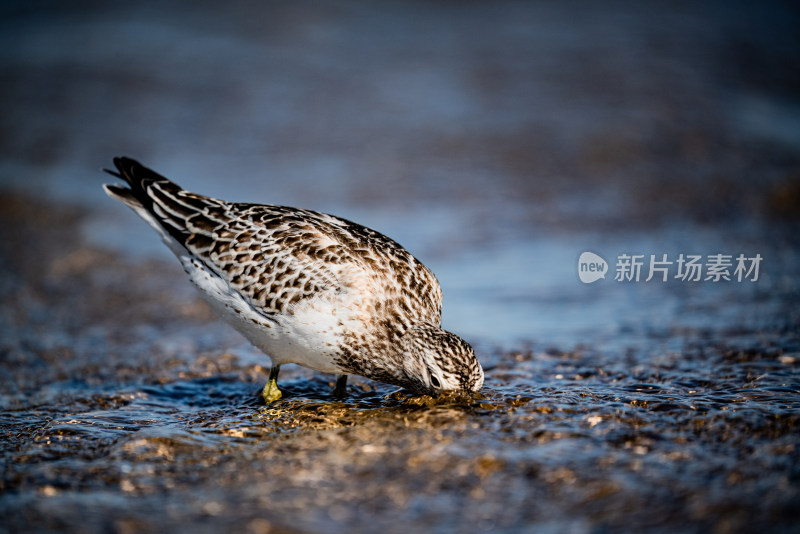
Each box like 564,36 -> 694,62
332,374 -> 348,398
262,365 -> 282,403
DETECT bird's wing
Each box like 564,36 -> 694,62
185,202 -> 370,315
104,157 -> 442,321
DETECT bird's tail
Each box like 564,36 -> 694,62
103,157 -> 210,253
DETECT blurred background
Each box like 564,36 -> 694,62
1,2 -> 800,532
1,0 -> 798,348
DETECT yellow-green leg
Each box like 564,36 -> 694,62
262,365 -> 283,403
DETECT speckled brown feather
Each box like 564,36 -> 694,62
103,157 -> 483,393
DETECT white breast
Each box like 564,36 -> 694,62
179,255 -> 353,374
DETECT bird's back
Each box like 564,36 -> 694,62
103,158 -> 444,372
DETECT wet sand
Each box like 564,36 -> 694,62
2,1 -> 800,533
1,192 -> 798,533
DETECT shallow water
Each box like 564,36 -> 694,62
2,190 -> 799,534
2,1 -> 800,533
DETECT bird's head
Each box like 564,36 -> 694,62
398,323 -> 484,395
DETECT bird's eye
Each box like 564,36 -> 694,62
430,372 -> 441,389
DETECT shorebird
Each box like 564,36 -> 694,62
103,157 -> 483,402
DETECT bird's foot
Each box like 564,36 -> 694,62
262,378 -> 282,404
332,374 -> 348,398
